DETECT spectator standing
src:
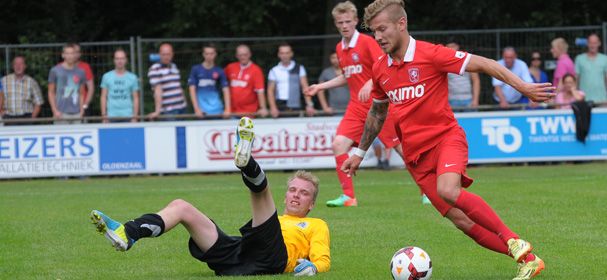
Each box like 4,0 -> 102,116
187,44 -> 231,119
551,37 -> 575,88
317,52 -> 350,114
555,74 -> 585,109
267,43 -> 314,118
1,56 -> 44,125
224,45 -> 269,117
100,49 -> 140,123
147,43 -> 187,120
48,43 -> 87,124
529,52 -> 549,84
446,41 -> 480,110
73,43 -> 95,114
575,34 -> 607,103
0,80 -> 3,124
492,47 -> 533,109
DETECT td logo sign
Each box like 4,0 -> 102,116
481,119 -> 522,153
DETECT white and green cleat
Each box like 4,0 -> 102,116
326,194 -> 358,207
234,117 -> 255,168
421,194 -> 431,205
91,210 -> 134,251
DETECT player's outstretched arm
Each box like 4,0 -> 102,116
357,79 -> 373,102
306,74 -> 348,96
466,55 -> 556,103
341,100 -> 389,176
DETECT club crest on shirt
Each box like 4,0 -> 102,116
408,68 -> 420,83
351,52 -> 360,63
212,72 -> 219,79
296,221 -> 308,229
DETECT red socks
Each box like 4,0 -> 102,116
454,190 -> 518,243
464,224 -> 537,262
335,154 -> 355,198
464,224 -> 509,255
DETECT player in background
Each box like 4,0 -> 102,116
188,44 -> 231,119
306,1 -> 405,207
91,117 -> 330,276
342,1 -> 549,279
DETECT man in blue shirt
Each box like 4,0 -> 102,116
100,49 -> 140,122
493,47 -> 534,109
188,44 -> 231,119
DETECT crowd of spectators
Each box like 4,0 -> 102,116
1,34 -> 607,125
448,34 -> 607,111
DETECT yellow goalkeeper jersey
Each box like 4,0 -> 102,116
278,214 -> 331,273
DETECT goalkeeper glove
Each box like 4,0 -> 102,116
294,258 -> 317,276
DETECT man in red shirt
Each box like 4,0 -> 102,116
74,43 -> 95,114
343,1 -> 553,279
307,1 -> 402,207
224,44 -> 269,117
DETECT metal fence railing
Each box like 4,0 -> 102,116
1,24 -> 607,125
137,34 -> 342,115
0,39 -> 137,120
411,25 -> 606,104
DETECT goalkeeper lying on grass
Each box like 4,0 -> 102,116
91,117 -> 330,276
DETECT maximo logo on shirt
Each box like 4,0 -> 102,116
386,84 -> 426,104
343,65 -> 362,78
481,119 -> 522,153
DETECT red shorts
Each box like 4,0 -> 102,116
406,127 -> 474,216
335,104 -> 400,148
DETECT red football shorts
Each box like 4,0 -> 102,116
335,104 -> 400,148
406,127 -> 474,216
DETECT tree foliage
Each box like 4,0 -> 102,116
1,0 -> 606,44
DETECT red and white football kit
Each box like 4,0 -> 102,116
371,36 -> 474,216
372,36 -> 538,268
336,30 -> 400,148
332,30 -> 401,201
225,62 -> 265,114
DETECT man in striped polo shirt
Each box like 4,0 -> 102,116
147,43 -> 187,120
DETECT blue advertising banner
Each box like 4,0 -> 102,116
1,109 -> 605,179
458,109 -> 607,163
98,128 -> 145,171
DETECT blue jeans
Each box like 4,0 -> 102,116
449,99 -> 475,112
161,108 -> 186,121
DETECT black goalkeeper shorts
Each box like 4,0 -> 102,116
188,211 -> 288,276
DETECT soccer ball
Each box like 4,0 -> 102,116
390,246 -> 432,280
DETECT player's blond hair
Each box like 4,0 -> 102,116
551,37 -> 569,53
363,0 -> 407,29
288,170 -> 320,202
332,1 -> 358,19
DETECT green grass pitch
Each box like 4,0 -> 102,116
1,162 -> 606,279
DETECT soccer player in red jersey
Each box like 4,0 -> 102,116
343,1 -> 552,279
307,1 -> 403,207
